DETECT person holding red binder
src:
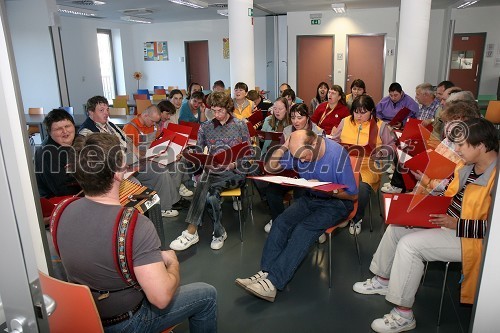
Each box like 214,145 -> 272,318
236,129 -> 358,302
331,95 -> 396,235
353,118 -> 498,333
376,82 -> 418,129
170,92 -> 252,251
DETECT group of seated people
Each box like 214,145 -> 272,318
33,76 -> 498,333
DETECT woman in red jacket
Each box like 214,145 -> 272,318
311,84 -> 350,135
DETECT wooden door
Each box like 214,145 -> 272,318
346,35 -> 385,104
448,33 -> 486,97
185,40 -> 210,90
297,36 -> 334,108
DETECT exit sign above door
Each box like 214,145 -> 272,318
311,19 -> 321,25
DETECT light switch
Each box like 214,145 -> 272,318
337,53 -> 343,60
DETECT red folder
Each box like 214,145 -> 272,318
183,142 -> 251,166
249,175 -> 347,194
247,111 -> 264,126
404,150 -> 457,180
147,130 -> 176,157
385,193 -> 452,228
247,122 -> 258,137
179,121 -> 200,141
257,130 -> 283,141
388,107 -> 411,126
399,119 -> 432,142
167,122 -> 193,138
255,160 -> 299,178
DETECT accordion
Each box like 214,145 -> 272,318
119,179 -> 160,214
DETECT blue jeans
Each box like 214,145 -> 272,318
186,170 -> 245,237
261,195 -> 354,290
104,282 -> 217,333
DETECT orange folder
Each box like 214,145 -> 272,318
404,150 -> 457,180
384,193 -> 452,228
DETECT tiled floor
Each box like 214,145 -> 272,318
162,186 -> 472,333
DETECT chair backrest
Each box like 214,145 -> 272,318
154,85 -> 164,90
133,94 -> 148,100
112,98 -> 129,114
485,100 -> 500,124
109,107 -> 127,116
167,85 -> 178,92
152,94 -> 167,101
137,89 -> 150,97
114,95 -> 128,100
180,89 -> 187,96
28,107 -> 44,115
60,106 -> 73,115
39,271 -> 104,333
154,88 -> 167,95
136,99 -> 153,115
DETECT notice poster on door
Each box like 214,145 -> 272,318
144,41 -> 168,61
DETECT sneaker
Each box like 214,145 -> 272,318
179,184 -> 194,197
232,198 -> 242,211
349,220 -> 362,235
264,220 -> 273,233
318,233 -> 327,244
210,232 -> 228,250
235,271 -> 268,288
162,209 -> 179,218
169,230 -> 199,251
353,276 -> 389,295
245,278 -> 276,302
381,184 -> 403,194
371,308 -> 416,333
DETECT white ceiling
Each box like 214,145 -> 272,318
56,0 -> 499,24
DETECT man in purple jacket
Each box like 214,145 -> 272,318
376,82 -> 419,129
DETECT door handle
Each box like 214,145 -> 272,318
327,74 -> 332,78
474,64 -> 479,81
347,74 -> 354,77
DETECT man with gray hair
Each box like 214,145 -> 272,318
415,83 -> 440,121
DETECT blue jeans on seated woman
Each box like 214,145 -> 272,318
261,195 -> 354,290
105,282 -> 217,333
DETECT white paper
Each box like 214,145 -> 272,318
384,197 -> 392,220
150,142 -> 183,166
253,176 -> 330,188
146,140 -> 171,158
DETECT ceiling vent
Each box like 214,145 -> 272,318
120,8 -> 154,16
67,0 -> 106,5
209,3 -> 228,8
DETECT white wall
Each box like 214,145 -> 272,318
286,8 -> 399,97
6,0 -> 60,113
254,17 -> 267,92
452,6 -> 500,96
425,9 -> 446,86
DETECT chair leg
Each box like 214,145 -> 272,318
437,262 -> 450,326
328,233 -> 332,288
353,223 -> 361,265
235,196 -> 243,242
421,261 -> 429,286
368,197 -> 374,232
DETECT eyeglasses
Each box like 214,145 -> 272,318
353,109 -> 370,114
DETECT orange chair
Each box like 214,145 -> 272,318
114,95 -> 128,100
39,271 -> 177,333
136,99 -> 153,115
133,94 -> 148,100
324,156 -> 360,288
167,85 -> 178,92
108,107 -> 127,116
152,94 -> 167,102
485,100 -> 500,124
112,98 -> 129,115
28,107 -> 44,135
154,88 -> 167,95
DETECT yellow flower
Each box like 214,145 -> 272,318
133,71 -> 143,80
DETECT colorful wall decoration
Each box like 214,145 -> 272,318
223,38 -> 230,59
144,41 -> 168,61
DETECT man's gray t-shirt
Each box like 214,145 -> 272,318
56,198 -> 162,318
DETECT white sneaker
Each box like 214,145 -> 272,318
179,184 -> 193,197
232,198 -> 242,211
264,220 -> 273,233
235,271 -> 268,288
318,233 -> 327,244
353,276 -> 389,295
349,220 -> 362,235
210,232 -> 227,250
169,230 -> 199,251
245,278 -> 276,302
371,308 -> 416,333
381,184 -> 403,194
162,209 -> 179,218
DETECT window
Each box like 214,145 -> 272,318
97,29 -> 116,102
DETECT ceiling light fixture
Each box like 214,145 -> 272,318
167,0 -> 208,9
456,0 -> 480,9
217,9 -> 228,17
58,5 -> 97,16
331,3 -> 346,14
120,15 -> 152,24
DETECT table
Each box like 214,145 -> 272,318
25,114 -> 135,140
